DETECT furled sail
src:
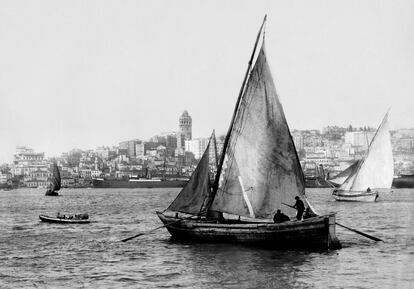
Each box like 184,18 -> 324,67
167,141 -> 211,215
210,44 -> 306,219
340,112 -> 393,192
329,160 -> 361,186
49,163 -> 61,192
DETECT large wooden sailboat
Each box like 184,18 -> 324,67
45,163 -> 61,196
157,16 -> 341,250
333,112 -> 393,202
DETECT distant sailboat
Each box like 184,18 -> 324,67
156,16 -> 341,250
45,163 -> 61,196
333,112 -> 393,201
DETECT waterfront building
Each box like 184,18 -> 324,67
0,172 -> 11,184
25,169 -> 49,188
79,168 -> 92,179
61,177 -> 75,187
11,146 -> 48,179
91,170 -> 102,178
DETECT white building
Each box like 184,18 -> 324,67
185,138 -> 209,160
135,141 -> 145,158
11,146 -> 48,177
344,131 -> 375,148
0,172 -> 11,184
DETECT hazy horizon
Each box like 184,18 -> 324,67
1,0 -> 413,163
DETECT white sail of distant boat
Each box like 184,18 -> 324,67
334,111 -> 393,201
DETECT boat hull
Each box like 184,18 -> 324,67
39,215 -> 90,224
392,175 -> 414,188
332,190 -> 379,202
45,191 -> 59,196
92,179 -> 187,189
157,212 -> 341,250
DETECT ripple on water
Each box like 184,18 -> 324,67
1,188 -> 413,289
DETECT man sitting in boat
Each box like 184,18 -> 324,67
273,209 -> 290,223
367,187 -> 371,193
303,207 -> 317,219
293,196 -> 305,220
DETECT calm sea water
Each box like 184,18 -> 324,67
0,188 -> 413,288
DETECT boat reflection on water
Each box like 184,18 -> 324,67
166,241 -> 337,288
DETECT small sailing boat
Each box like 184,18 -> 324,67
45,163 -> 61,196
157,16 -> 341,250
333,112 -> 394,202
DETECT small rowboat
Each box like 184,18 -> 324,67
39,215 -> 91,224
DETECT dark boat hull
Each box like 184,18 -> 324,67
39,215 -> 90,224
45,191 -> 59,196
92,179 -> 187,189
157,212 -> 341,250
392,175 -> 414,188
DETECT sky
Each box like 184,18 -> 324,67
1,0 -> 413,163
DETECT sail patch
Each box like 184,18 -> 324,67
238,176 -> 255,218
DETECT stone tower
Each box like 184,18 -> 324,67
179,110 -> 192,141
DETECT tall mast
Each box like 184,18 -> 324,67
210,15 -> 267,202
212,130 -> 219,169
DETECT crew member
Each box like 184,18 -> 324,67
303,207 -> 317,219
293,196 -> 305,220
273,209 -> 290,223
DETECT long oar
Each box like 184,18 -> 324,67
335,222 -> 383,242
281,203 -> 383,242
120,215 -> 197,242
281,202 -> 295,209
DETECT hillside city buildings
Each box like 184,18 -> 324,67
0,111 -> 413,189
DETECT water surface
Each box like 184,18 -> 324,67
0,188 -> 413,288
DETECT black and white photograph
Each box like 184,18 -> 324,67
0,1 -> 413,288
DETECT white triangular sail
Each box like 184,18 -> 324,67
210,44 -> 306,219
340,112 -> 394,192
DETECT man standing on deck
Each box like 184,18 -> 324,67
293,196 -> 305,220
